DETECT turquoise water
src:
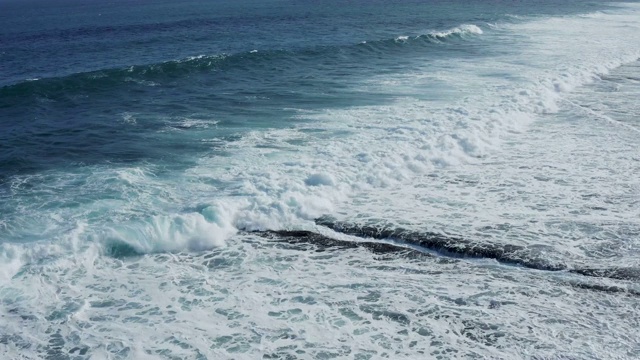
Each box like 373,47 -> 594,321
1,0 -> 640,358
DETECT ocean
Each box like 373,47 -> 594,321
1,0 -> 640,358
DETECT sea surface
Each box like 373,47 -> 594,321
1,0 -> 640,358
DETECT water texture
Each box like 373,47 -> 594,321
1,0 -> 640,358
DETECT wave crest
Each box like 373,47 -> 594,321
100,205 -> 236,255
426,24 -> 483,39
0,23 -> 485,100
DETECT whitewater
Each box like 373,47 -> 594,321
1,0 -> 640,359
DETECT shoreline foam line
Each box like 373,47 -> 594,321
246,227 -> 640,297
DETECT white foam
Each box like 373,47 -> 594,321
185,3 -> 640,247
429,23 -> 483,38
0,246 -> 23,286
2,4 -> 639,359
99,205 -> 236,254
184,54 -> 208,61
166,117 -> 219,130
3,232 -> 639,359
562,97 -> 640,134
305,173 -> 336,187
1,2 -> 639,281
120,112 -> 137,124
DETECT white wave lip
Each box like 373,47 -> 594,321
101,209 -> 235,254
395,24 -> 483,42
429,23 -> 483,38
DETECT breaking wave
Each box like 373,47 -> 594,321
249,225 -> 640,296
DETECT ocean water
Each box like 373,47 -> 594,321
1,0 -> 640,358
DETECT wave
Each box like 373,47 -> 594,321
248,224 -> 640,296
100,206 -> 236,255
316,219 -> 640,283
392,24 -> 482,43
0,24 -> 484,100
94,209 -> 640,284
85,211 -> 640,285
250,229 -> 432,259
314,218 -> 565,271
3,5 -> 640,280
2,212 -> 638,296
427,24 -> 483,39
0,205 -> 237,285
0,54 -> 230,100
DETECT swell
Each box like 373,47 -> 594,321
0,54 -> 229,101
0,24 -> 483,101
